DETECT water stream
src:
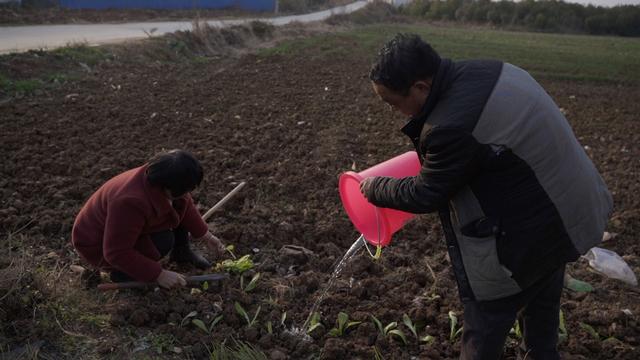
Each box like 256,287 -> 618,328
294,234 -> 366,336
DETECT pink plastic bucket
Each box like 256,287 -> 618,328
339,151 -> 421,247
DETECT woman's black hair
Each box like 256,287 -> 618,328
369,33 -> 441,95
146,149 -> 203,197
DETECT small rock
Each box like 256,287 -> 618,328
602,232 -> 618,242
278,245 -> 315,266
270,349 -> 287,360
190,288 -> 202,295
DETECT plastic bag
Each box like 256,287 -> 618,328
583,247 -> 638,286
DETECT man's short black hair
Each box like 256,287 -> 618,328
369,33 -> 441,95
146,149 -> 203,197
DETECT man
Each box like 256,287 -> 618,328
72,149 -> 226,289
360,34 -> 612,359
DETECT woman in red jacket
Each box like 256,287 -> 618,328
72,149 -> 225,288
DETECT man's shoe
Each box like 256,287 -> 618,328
170,245 -> 211,269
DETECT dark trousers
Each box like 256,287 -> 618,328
460,265 -> 565,360
110,227 -> 188,282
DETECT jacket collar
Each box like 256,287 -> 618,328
401,58 -> 453,142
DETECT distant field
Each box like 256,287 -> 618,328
261,23 -> 640,84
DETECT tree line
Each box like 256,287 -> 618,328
401,0 -> 640,37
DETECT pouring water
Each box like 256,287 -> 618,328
296,234 -> 366,335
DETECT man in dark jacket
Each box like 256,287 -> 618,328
360,34 -> 612,359
72,149 -> 225,288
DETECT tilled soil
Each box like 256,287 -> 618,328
1,33 -> 639,359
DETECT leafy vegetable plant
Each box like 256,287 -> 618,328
179,311 -> 223,334
192,315 -> 223,334
579,322 -> 600,341
371,315 -> 407,345
216,254 -> 254,274
328,312 -> 361,337
402,314 -> 418,339
448,311 -> 463,342
306,312 -> 322,334
559,310 -> 568,343
510,320 -> 522,339
241,272 -> 260,292
235,302 -> 261,328
225,244 -> 237,259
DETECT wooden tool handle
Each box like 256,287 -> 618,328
202,182 -> 246,221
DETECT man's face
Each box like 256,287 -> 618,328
372,80 -> 431,117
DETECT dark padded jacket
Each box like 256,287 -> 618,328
367,59 -> 613,301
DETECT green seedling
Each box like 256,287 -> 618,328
558,310 -> 569,343
281,312 -> 287,328
216,254 -> 253,274
364,241 -> 383,260
328,312 -> 361,337
307,312 -> 322,334
565,274 -> 595,293
180,311 -> 198,327
225,244 -> 237,259
510,320 -> 523,339
373,245 -> 382,260
579,322 -> 600,341
370,315 -> 408,345
402,314 -> 418,339
373,345 -> 385,360
559,309 -> 568,343
420,334 -> 435,344
192,315 -> 223,334
180,311 -> 223,334
241,272 -> 261,292
448,311 -> 463,342
202,281 -> 209,291
266,321 -> 273,334
235,302 -> 261,328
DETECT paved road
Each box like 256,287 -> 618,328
0,1 -> 367,54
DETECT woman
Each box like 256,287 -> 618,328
72,149 -> 225,288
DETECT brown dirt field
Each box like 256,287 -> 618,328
1,26 -> 639,359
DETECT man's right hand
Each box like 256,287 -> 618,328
156,269 -> 187,289
360,177 -> 376,199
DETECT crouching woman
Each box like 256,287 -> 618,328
72,149 -> 225,288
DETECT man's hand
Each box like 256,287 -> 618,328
359,177 -> 376,199
199,231 -> 226,259
157,269 -> 187,289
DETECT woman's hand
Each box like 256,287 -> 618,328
198,231 -> 226,259
156,269 -> 187,289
